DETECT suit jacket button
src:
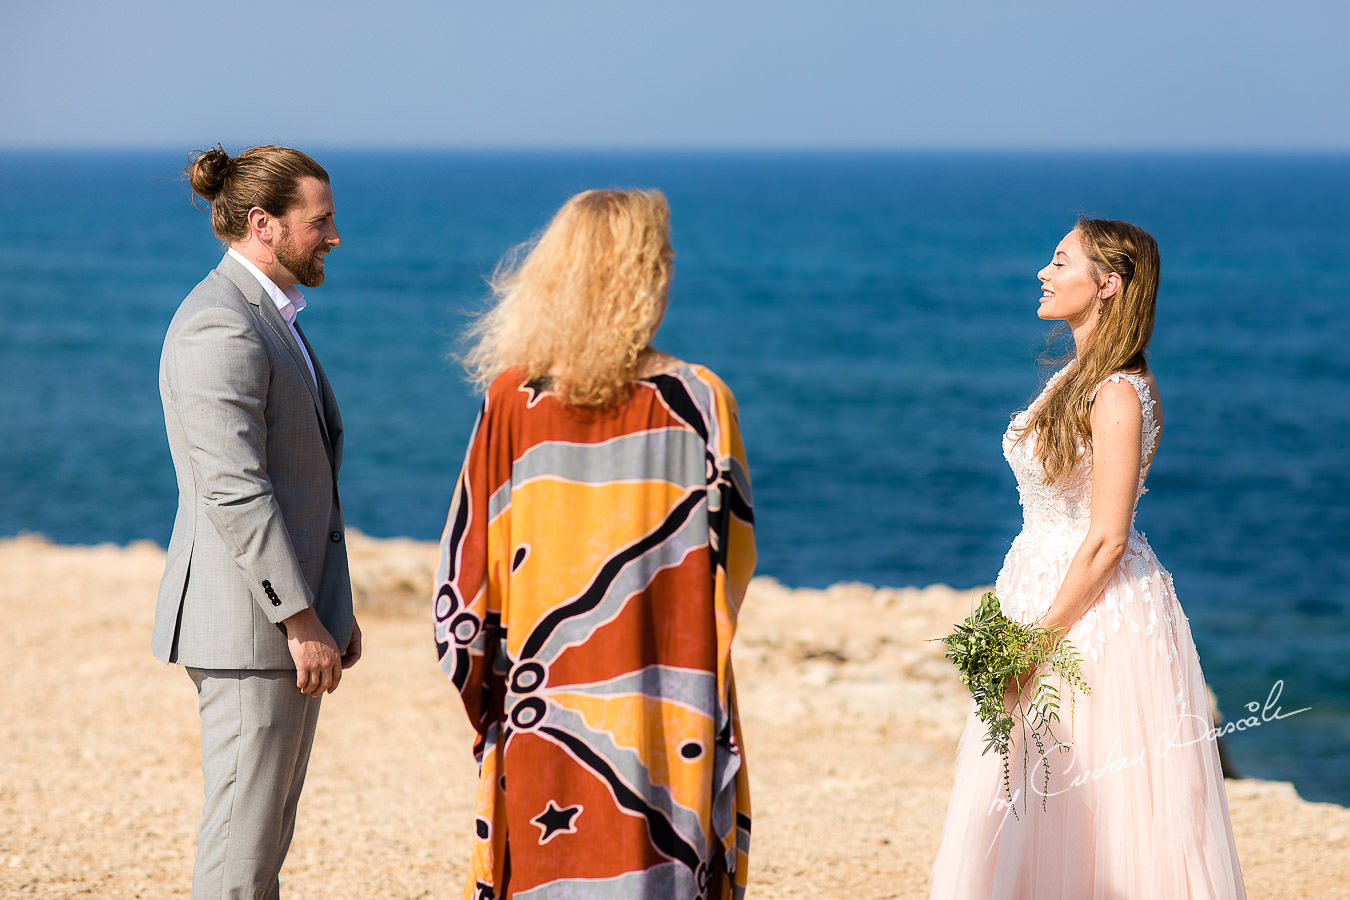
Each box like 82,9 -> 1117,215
271,598 -> 282,607
262,579 -> 273,588
330,531 -> 343,543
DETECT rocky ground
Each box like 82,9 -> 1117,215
3,534 -> 1346,898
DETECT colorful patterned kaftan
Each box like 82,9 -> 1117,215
434,363 -> 755,900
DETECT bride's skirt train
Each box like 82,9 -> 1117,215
929,536 -> 1247,899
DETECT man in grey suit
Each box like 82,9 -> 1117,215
156,144 -> 361,898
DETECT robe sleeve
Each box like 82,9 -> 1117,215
434,394 -> 510,737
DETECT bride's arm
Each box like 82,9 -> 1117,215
1039,378 -> 1145,634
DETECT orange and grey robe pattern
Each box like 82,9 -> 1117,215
434,363 -> 755,900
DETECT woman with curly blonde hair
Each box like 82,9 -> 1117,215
436,189 -> 756,899
463,188 -> 677,406
930,218 -> 1245,898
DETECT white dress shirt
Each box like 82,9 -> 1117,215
226,248 -> 319,389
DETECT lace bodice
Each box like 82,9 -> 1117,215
997,367 -> 1183,676
1002,367 -> 1161,547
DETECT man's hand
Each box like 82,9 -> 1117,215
341,617 -> 362,669
282,607 -> 342,696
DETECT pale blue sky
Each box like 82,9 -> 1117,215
2,0 -> 1346,150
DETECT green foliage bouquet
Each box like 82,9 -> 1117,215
940,591 -> 1091,815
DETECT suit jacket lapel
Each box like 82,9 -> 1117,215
295,322 -> 343,469
217,256 -> 337,464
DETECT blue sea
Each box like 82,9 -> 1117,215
2,150 -> 1347,804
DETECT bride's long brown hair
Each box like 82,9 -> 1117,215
1017,218 -> 1160,484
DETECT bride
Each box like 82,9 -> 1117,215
929,219 -> 1246,898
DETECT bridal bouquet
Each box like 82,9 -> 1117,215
940,591 -> 1090,815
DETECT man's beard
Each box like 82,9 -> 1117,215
275,225 -> 325,288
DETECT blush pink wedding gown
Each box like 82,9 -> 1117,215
929,369 -> 1246,899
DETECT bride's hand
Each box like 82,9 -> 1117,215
1008,626 -> 1061,702
1008,664 -> 1040,702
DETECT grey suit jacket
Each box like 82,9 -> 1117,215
154,254 -> 354,669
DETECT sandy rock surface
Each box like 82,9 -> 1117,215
2,534 -> 1347,898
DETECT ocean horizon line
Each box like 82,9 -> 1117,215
3,144 -> 1349,159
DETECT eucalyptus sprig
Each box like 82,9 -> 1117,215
940,591 -> 1091,816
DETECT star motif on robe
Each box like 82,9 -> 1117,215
531,800 -> 582,844
520,378 -> 554,407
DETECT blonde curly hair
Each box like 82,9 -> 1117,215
462,189 -> 675,408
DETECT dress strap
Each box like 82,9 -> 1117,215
1092,372 -> 1161,462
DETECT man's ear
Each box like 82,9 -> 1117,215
247,206 -> 274,242
1099,271 -> 1123,300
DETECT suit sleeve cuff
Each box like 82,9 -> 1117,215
254,577 -> 315,624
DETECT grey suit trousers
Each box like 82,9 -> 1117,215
188,669 -> 322,900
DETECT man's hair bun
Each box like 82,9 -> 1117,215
187,147 -> 231,201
